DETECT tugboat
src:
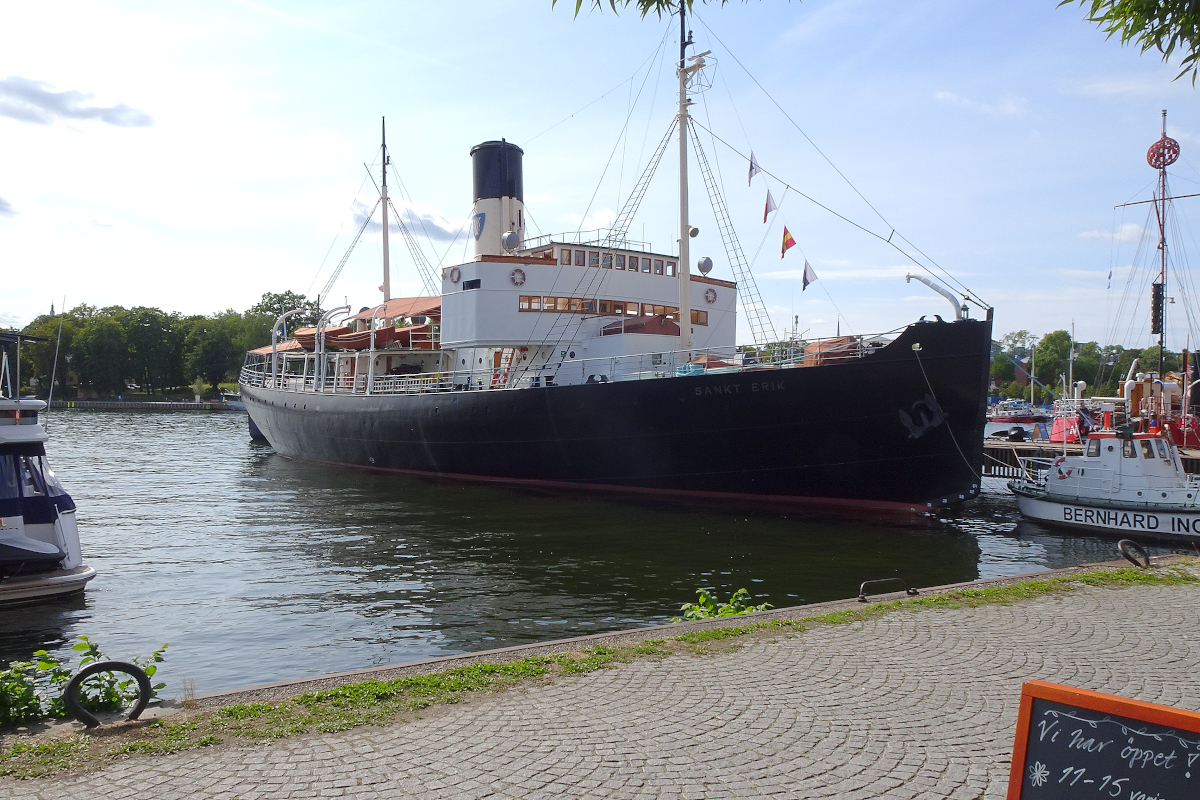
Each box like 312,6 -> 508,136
1010,404 -> 1200,540
239,8 -> 994,513
0,333 -> 95,604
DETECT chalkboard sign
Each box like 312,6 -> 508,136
1008,680 -> 1200,800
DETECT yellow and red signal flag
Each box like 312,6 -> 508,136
781,226 -> 796,258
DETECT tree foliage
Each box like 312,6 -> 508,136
17,291 -> 320,398
555,0 -> 749,19
1063,1 -> 1200,82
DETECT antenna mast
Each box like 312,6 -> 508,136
381,117 -> 392,302
1148,109 -> 1179,375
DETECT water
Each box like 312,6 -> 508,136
0,411 -> 1166,696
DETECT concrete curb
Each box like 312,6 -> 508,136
187,555 -> 1187,710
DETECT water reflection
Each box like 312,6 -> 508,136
0,412 -> 1173,695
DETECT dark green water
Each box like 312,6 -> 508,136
0,411 -> 1136,695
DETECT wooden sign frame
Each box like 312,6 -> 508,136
1007,680 -> 1200,799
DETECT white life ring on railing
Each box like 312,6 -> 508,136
510,268 -> 526,287
1051,455 -> 1072,480
449,266 -> 461,284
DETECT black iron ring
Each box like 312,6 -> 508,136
1118,539 -> 1151,569
62,661 -> 152,729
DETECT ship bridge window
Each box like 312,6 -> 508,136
666,261 -> 677,277
615,255 -> 626,270
642,258 -> 651,273
589,251 -> 599,267
1086,439 -> 1100,458
0,457 -> 18,501
560,249 -> 572,266
602,253 -> 613,269
1122,440 -> 1136,458
574,250 -> 586,267
1140,440 -> 1155,459
654,259 -> 664,275
628,256 -> 639,272
519,296 -> 533,311
691,309 -> 708,326
1156,439 -> 1170,459
463,278 -> 481,290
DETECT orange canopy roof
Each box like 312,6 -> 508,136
349,296 -> 441,321
250,339 -> 305,356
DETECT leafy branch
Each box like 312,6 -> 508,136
1063,0 -> 1200,82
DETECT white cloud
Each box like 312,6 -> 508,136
1079,223 -> 1143,243
0,75 -> 152,126
352,200 -> 467,242
934,90 -> 1027,116
0,196 -> 14,217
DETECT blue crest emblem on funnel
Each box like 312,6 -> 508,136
472,213 -> 486,240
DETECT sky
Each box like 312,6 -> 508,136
3,0 -> 1200,348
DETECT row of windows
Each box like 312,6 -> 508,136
558,249 -> 677,277
517,296 -> 708,325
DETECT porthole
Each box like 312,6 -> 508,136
1137,491 -> 1143,496
479,358 -> 483,364
569,351 -> 576,358
461,359 -> 466,365
1163,493 -> 1168,498
1107,445 -> 1114,452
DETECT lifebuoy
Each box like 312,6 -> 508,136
449,267 -> 461,284
704,287 -> 717,304
511,268 -> 526,286
1051,455 -> 1072,480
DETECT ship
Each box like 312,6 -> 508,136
240,9 -> 993,514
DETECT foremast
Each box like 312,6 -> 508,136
677,3 -> 693,354
381,117 -> 392,302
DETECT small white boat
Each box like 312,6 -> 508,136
1010,404 -> 1200,540
0,333 -> 95,604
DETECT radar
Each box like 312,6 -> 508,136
697,256 -> 713,275
501,230 -> 520,252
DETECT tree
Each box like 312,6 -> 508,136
72,315 -> 129,397
248,291 -> 321,330
120,307 -> 182,394
1063,1 -> 1200,82
19,314 -> 75,398
556,0 -> 751,18
185,312 -> 244,392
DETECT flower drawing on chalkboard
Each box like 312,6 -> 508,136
1028,761 -> 1050,787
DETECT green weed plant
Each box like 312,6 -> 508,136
672,587 -> 773,622
0,637 -> 168,729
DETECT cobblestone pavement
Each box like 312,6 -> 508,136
6,579 -> 1200,799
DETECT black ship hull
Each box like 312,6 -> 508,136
242,318 -> 992,513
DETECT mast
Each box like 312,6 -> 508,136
381,117 -> 392,302
676,2 -> 693,354
1149,109 -> 1179,375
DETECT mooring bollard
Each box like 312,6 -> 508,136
62,661 -> 153,729
1117,539 -> 1151,568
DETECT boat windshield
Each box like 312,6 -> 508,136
18,455 -> 46,497
1156,439 -> 1170,459
1123,440 -> 1136,458
37,458 -> 66,496
1140,441 -> 1156,459
0,456 -> 18,501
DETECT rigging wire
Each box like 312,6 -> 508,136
693,13 -> 987,309
306,171 -> 373,298
523,26 -> 671,145
574,29 -> 672,237
689,118 -> 984,308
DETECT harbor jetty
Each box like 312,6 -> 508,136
47,400 -> 233,412
3,560 -> 1197,799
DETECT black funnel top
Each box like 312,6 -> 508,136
470,140 -> 523,202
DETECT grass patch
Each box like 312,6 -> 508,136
1,563 -> 1195,779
